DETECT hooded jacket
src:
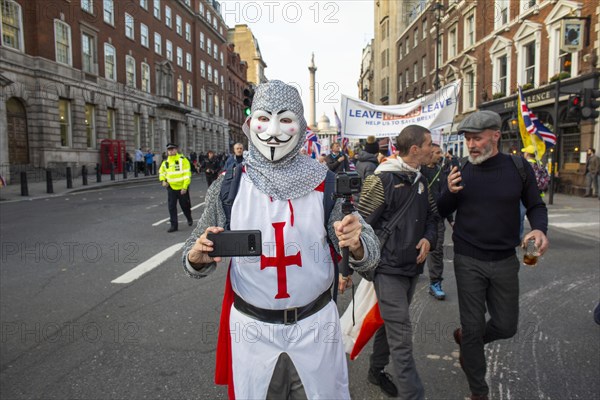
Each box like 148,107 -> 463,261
355,150 -> 379,181
357,155 -> 439,276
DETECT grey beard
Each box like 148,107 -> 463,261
468,149 -> 493,165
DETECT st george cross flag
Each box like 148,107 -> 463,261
518,87 -> 546,160
340,279 -> 384,360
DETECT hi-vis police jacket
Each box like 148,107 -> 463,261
159,154 -> 191,190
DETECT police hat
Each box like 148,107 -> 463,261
166,143 -> 178,149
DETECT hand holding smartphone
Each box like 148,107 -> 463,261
207,230 -> 262,257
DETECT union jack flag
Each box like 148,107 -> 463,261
387,137 -> 397,156
305,128 -> 321,159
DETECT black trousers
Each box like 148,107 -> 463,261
454,253 -> 520,396
167,187 -> 192,228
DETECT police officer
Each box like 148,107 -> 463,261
159,143 -> 193,232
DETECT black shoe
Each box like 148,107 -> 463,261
368,369 -> 398,397
167,227 -> 178,233
187,220 -> 193,226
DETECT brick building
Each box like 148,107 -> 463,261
384,0 -> 599,191
0,0 -> 245,180
226,42 -> 247,148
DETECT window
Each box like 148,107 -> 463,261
153,0 -> 160,19
54,20 -> 72,65
134,114 -> 141,148
85,103 -> 96,148
498,55 -> 508,95
201,87 -> 207,112
207,38 -> 212,56
449,26 -> 457,59
207,10 -> 211,22
148,117 -> 155,149
1,0 -> 24,51
177,79 -> 184,102
436,36 -> 442,67
185,23 -> 191,42
140,0 -> 148,10
213,43 -> 218,60
200,60 -> 206,78
465,71 -> 475,109
381,49 -> 388,68
184,0 -> 190,6
220,75 -> 224,90
140,23 -> 149,47
422,56 -> 427,79
104,43 -> 116,80
154,32 -> 161,54
107,108 -> 116,139
524,41 -> 536,85
58,99 -> 71,147
81,32 -> 96,74
398,74 -> 403,92
165,5 -> 171,27
520,0 -> 536,14
141,62 -> 150,93
214,69 -> 218,85
398,43 -> 403,60
103,0 -> 113,24
200,32 -> 205,49
81,0 -> 93,14
207,64 -> 212,82
413,62 -> 418,83
186,53 -> 192,71
199,2 -> 204,15
405,38 -> 409,55
166,40 -> 172,60
215,94 -> 220,116
176,15 -> 182,35
495,0 -> 509,29
381,19 -> 388,39
126,55 -> 136,87
176,47 -> 182,66
413,28 -> 418,48
465,12 -> 475,48
422,19 -> 427,39
220,51 -> 224,67
186,82 -> 193,106
125,13 -> 134,39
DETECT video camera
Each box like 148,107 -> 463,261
334,171 -> 362,197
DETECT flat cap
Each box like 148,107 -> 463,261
166,143 -> 178,149
457,110 -> 501,134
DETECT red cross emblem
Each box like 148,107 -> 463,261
261,221 -> 302,299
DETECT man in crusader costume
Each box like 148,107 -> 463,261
181,80 -> 380,399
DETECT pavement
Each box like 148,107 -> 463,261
1,173 -> 598,241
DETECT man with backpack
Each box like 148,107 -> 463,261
438,110 -> 549,400
181,80 -> 380,399
357,125 -> 439,399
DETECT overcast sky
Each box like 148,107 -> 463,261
221,0 -> 374,126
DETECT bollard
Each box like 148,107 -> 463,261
96,163 -> 101,182
20,171 -> 29,196
134,164 -> 138,178
46,170 -> 54,193
110,163 -> 115,181
123,164 -> 127,179
153,161 -> 157,175
82,165 -> 88,186
66,167 -> 73,189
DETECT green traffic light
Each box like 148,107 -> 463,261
244,107 -> 251,117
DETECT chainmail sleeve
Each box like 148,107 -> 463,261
181,175 -> 227,278
327,198 -> 380,273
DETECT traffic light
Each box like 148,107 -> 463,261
243,86 -> 254,117
566,94 -> 582,121
581,88 -> 600,120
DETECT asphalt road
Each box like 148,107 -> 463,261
1,176 -> 598,399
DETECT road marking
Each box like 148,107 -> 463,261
549,222 -> 599,229
152,202 -> 205,226
112,242 -> 184,284
548,213 -> 571,218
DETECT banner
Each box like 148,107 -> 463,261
340,81 -> 461,138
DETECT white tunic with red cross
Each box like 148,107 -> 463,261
227,171 -> 350,399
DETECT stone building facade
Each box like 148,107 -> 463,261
226,43 -> 248,148
0,0 -> 244,180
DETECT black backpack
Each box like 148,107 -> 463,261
218,164 -> 343,301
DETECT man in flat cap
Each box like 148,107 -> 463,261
159,143 -> 193,232
437,110 -> 549,400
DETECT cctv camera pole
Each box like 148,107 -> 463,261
549,79 -> 561,205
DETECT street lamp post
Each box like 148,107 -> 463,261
433,1 -> 444,91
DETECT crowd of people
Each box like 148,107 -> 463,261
151,78 -> 555,400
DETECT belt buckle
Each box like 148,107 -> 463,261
283,308 -> 298,325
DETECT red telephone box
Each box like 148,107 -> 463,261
100,139 -> 126,174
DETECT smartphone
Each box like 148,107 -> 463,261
450,157 -> 463,187
207,230 -> 262,257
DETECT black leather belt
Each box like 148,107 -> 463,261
233,290 -> 332,325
